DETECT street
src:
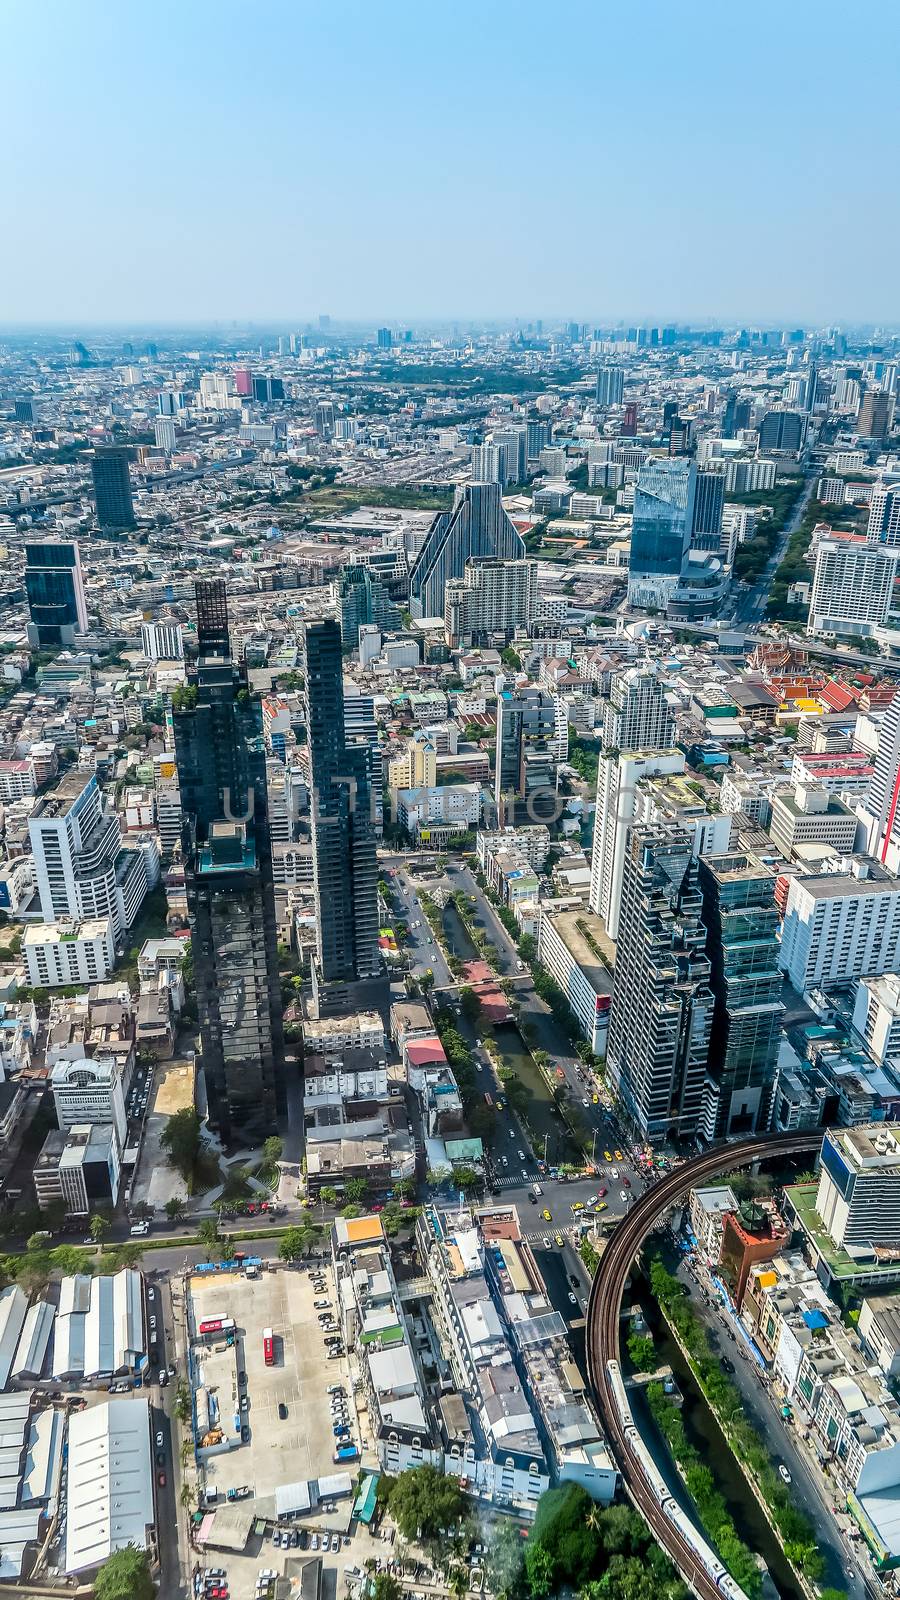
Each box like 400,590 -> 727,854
731,471 -> 817,628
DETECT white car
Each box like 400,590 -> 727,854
619,1190 -> 628,1202
582,1098 -> 590,1108
155,1430 -> 164,1448
517,1150 -> 525,1161
609,1167 -> 619,1178
542,1237 -> 552,1249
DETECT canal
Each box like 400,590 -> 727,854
634,1269 -> 822,1600
440,900 -> 580,1163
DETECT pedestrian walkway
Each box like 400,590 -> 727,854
491,1174 -> 529,1189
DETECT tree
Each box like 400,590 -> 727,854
345,1177 -> 369,1205
131,1200 -> 155,1220
90,1214 -> 111,1244
451,1165 -> 481,1197
160,1108 -> 202,1180
94,1545 -> 155,1600
319,1186 -> 339,1208
525,1484 -> 600,1595
458,986 -> 482,1026
197,1217 -> 222,1258
371,1576 -> 403,1600
279,1227 -> 310,1262
165,1196 -> 186,1225
394,1178 -> 416,1201
386,1463 -> 466,1547
485,1519 -> 526,1600
262,1135 -> 283,1171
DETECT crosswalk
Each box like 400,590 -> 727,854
490,1174 -> 531,1189
520,1226 -> 576,1244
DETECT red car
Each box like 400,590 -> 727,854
598,1186 -> 607,1198
622,1177 -> 631,1187
157,1470 -> 166,1486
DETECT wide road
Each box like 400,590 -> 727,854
585,1132 -> 822,1600
731,471 -> 816,628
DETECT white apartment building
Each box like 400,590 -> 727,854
815,1126 -> 900,1250
588,749 -> 685,940
153,754 -> 182,858
779,860 -> 900,991
397,784 -> 481,835
869,483 -> 900,546
769,785 -> 860,860
24,918 -> 115,989
0,759 -> 36,802
444,558 -> 539,648
302,1011 -> 385,1057
140,619 -> 184,661
809,537 -> 900,638
851,974 -> 900,1065
29,773 -> 124,932
537,909 -> 612,1053
50,1056 -> 127,1153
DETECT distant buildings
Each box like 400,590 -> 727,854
90,446 -> 135,529
757,408 -> 807,454
173,580 -> 284,1142
809,536 -> 899,638
627,457 -> 696,610
444,558 -> 538,647
857,390 -> 894,440
596,365 -> 624,407
140,618 -> 184,661
410,483 -> 525,618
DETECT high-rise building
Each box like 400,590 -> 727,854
809,536 -> 900,638
14,398 -> 35,423
621,402 -> 638,437
859,691 -> 900,870
157,390 -> 187,415
596,366 -> 624,407
154,415 -> 177,454
698,851 -> 784,1140
857,390 -> 894,440
173,581 -> 284,1142
377,327 -> 392,349
601,664 -> 675,750
588,748 -> 685,939
868,483 -> 900,546
90,447 -> 135,529
140,619 -> 184,661
627,457 -> 697,608
690,468 -> 726,553
815,1126 -> 900,1251
471,443 -> 503,483
779,859 -> 900,991
757,409 -> 807,454
492,427 -> 527,484
606,824 -> 713,1142
721,395 -> 751,438
444,557 -> 538,647
29,772 -> 128,934
304,619 -> 379,984
234,368 -> 253,396
24,540 -> 88,647
494,686 -> 561,824
525,420 -> 551,462
409,482 -> 525,618
314,400 -> 335,439
338,565 -> 399,649
252,376 -> 285,403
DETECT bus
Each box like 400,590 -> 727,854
198,1317 -> 235,1338
263,1328 -> 275,1366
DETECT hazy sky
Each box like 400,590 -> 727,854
3,0 -> 898,328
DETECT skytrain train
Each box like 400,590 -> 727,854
605,1359 -> 751,1600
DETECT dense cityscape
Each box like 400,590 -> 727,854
4,3 -> 900,1599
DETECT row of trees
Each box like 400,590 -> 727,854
648,1257 -> 828,1582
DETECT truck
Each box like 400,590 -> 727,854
333,1444 -> 359,1463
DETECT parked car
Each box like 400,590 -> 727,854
278,1402 -> 288,1419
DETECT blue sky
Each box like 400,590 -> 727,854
3,0 -> 898,327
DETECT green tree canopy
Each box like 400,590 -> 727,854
386,1463 -> 467,1546
94,1545 -> 155,1600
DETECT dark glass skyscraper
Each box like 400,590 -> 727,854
24,540 -> 88,646
304,619 -> 379,984
91,446 -> 135,528
174,580 -> 284,1143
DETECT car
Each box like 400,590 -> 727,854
149,1315 -> 157,1330
610,1167 -> 619,1178
542,1236 -> 552,1248
570,1201 -> 584,1213
241,1425 -> 250,1442
331,1533 -> 341,1552
508,1128 -> 516,1141
501,1156 -> 508,1167
569,1273 -> 580,1287
721,1357 -> 735,1374
273,1529 -> 282,1547
619,1190 -> 628,1202
517,1149 -> 525,1161
240,1395 -> 249,1410
604,1150 -> 612,1161
778,1464 -> 792,1484
614,1149 -> 623,1161
155,1428 -> 164,1448
541,1209 -> 552,1221
278,1402 -> 288,1419
592,1094 -> 599,1104
598,1185 -> 607,1197
328,1384 -> 344,1395
554,1233 -> 564,1247
157,1470 -> 166,1486
568,1292 -> 578,1305
314,1299 -> 330,1309
596,1201 -> 607,1212
311,1534 -> 319,1552
581,1098 -> 590,1108
289,1530 -> 299,1548
156,1451 -> 165,1467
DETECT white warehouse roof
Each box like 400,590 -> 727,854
12,1301 -> 55,1382
83,1270 -> 144,1379
65,1397 -> 154,1574
0,1287 -> 28,1391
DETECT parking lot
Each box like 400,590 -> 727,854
188,1262 -> 360,1523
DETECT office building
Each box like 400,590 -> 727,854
492,426 -> 527,484
815,1126 -> 900,1250
23,917 -> 115,990
606,825 -> 713,1142
140,618 -> 184,661
526,420 -> 551,461
857,391 -> 894,440
304,618 -> 379,984
157,390 -> 187,415
471,443 -> 503,483
444,557 -> 538,647
868,484 -> 900,546
173,580 -> 284,1141
409,482 -> 525,618
758,409 -> 807,454
690,468 -> 726,553
234,367 -> 253,396
627,457 -> 696,609
602,664 -> 675,750
90,447 -> 135,528
809,536 -> 900,638
154,415 -> 176,453
698,852 -> 784,1140
722,396 -> 751,438
29,772 -> 130,935
376,327 -> 392,349
50,1057 -> 127,1154
858,692 -> 900,870
621,402 -> 638,436
596,365 -> 624,407
314,400 -> 335,438
769,783 -> 860,858
494,686 -> 561,824
338,564 -> 399,648
24,540 -> 89,647
779,859 -> 900,991
252,376 -> 284,403
588,750 -> 687,940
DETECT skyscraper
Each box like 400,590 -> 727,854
690,468 -> 726,553
494,686 -> 561,824
698,851 -> 784,1140
596,365 -> 624,407
857,390 -> 894,440
304,619 -> 379,984
377,327 -> 392,349
858,691 -> 900,870
91,447 -> 135,529
868,483 -> 900,545
409,482 -> 525,618
627,458 -> 697,609
621,402 -> 638,437
444,558 -> 539,647
24,540 -> 88,646
757,409 -> 807,453
606,825 -> 713,1143
234,368 -> 253,396
173,581 -> 284,1143
338,565 -> 399,649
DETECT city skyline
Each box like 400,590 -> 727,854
4,0 -> 899,326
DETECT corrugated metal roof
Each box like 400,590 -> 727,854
12,1301 -> 55,1380
65,1397 -> 153,1574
